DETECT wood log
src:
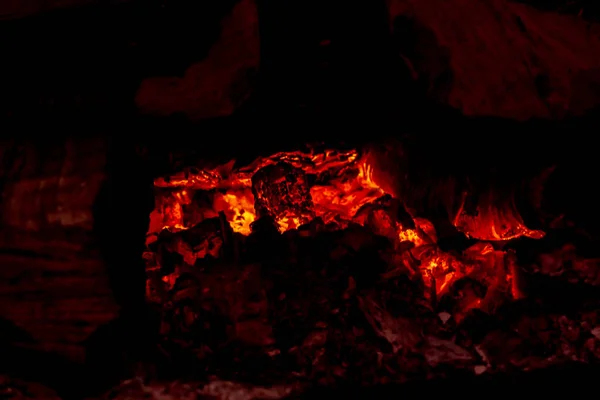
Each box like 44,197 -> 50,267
0,137 -> 151,366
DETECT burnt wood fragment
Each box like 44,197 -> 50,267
251,162 -> 315,227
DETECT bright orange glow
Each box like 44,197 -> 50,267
145,147 -> 544,305
214,190 -> 256,235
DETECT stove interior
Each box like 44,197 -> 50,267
140,140 -> 600,394
3,0 -> 600,397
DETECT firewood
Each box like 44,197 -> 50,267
0,139 -> 121,364
251,162 -> 315,230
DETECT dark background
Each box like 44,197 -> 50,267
1,0 -> 599,159
1,0 -> 600,398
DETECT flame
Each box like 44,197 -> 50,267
399,229 -> 423,246
146,147 -> 544,303
214,190 -> 256,235
452,190 -> 545,241
277,216 -> 302,232
310,161 -> 384,222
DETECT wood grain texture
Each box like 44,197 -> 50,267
0,138 -> 119,362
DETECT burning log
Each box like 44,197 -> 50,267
363,138 -> 600,246
355,199 -> 403,249
135,140 -> 600,392
178,213 -> 233,261
140,198 -> 600,388
251,162 -> 315,231
5,0 -> 600,391
145,213 -> 237,302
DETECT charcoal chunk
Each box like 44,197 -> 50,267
251,162 -> 314,230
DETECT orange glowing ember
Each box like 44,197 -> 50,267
452,190 -> 545,241
214,190 -> 256,235
145,147 -> 544,302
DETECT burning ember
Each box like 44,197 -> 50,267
140,146 -> 600,393
146,147 -> 542,300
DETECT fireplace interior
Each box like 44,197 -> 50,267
132,127 -> 600,396
2,0 -> 600,398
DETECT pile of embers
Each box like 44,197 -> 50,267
131,149 -> 600,398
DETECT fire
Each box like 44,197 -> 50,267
452,190 -> 545,241
310,164 -> 383,222
399,229 -> 423,246
214,191 -> 256,235
423,256 -> 456,294
146,147 -> 545,303
276,216 -> 302,232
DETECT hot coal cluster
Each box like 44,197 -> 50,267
139,146 -> 600,392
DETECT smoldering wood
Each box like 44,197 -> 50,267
1,0 -> 600,396
0,133 -> 584,368
251,162 -> 315,225
149,214 -> 234,272
1,134 -> 599,397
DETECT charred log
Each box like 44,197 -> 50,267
251,162 -> 315,229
